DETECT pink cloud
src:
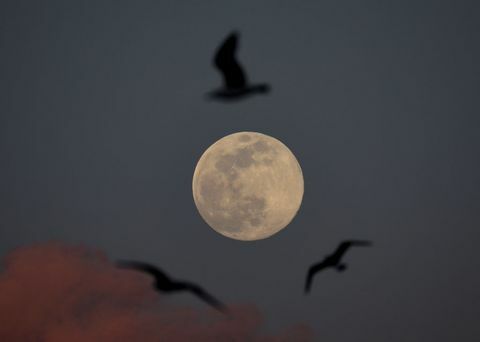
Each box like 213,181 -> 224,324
0,242 -> 312,341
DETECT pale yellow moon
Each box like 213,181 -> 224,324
192,132 -> 304,241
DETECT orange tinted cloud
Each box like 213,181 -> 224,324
0,242 -> 312,341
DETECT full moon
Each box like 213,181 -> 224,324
192,132 -> 304,241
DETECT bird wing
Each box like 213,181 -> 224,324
116,260 -> 171,284
179,281 -> 228,313
213,31 -> 247,89
331,240 -> 372,261
304,261 -> 330,294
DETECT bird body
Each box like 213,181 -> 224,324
208,84 -> 270,100
209,31 -> 270,101
117,260 -> 227,313
304,240 -> 372,294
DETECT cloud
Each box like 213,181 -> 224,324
0,242 -> 312,341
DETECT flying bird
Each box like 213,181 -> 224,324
208,31 -> 270,101
304,240 -> 372,294
117,260 -> 227,313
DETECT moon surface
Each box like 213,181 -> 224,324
192,132 -> 304,241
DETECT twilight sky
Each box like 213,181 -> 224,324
1,1 -> 479,341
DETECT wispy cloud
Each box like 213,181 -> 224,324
0,242 -> 312,341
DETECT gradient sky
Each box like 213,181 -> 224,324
1,1 -> 479,341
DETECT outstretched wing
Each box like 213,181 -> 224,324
116,260 -> 171,284
179,281 -> 228,313
213,31 -> 247,89
331,240 -> 372,261
304,261 -> 330,294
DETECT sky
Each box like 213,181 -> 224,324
0,0 -> 479,341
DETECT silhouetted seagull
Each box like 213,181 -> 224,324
304,240 -> 372,294
208,31 -> 270,101
117,260 -> 227,313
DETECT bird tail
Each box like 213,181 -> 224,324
255,84 -> 271,93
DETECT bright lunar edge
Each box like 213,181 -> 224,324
192,132 -> 304,241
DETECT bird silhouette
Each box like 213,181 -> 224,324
304,240 -> 372,294
117,260 -> 228,313
208,31 -> 270,101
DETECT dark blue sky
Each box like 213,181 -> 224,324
1,1 -> 479,340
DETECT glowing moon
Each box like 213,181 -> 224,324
192,132 -> 304,241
